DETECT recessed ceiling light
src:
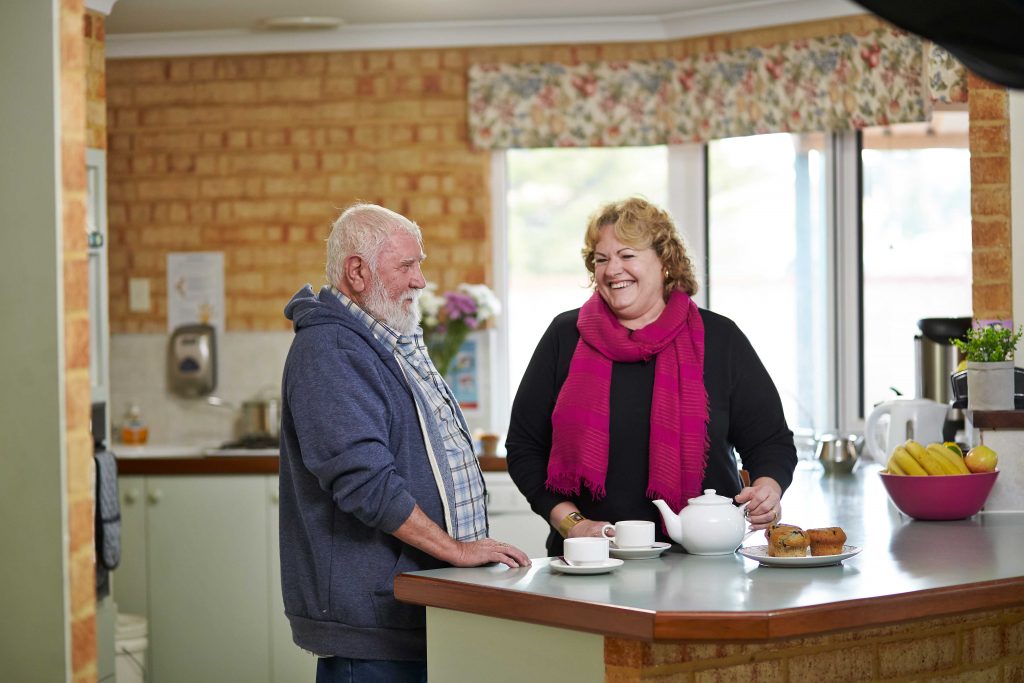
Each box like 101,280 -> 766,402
257,16 -> 343,31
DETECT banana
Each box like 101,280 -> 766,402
904,439 -> 951,475
927,442 -> 971,474
891,445 -> 928,476
886,455 -> 907,475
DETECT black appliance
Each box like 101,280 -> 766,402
915,317 -> 971,441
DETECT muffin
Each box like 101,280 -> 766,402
807,527 -> 847,556
764,523 -> 801,542
767,524 -> 809,557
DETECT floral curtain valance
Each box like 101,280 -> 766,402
468,28 -> 967,149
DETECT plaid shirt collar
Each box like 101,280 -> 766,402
330,287 -> 437,381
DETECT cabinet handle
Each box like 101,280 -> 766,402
124,489 -> 141,505
147,489 -> 163,505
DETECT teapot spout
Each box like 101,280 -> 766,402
652,499 -> 682,544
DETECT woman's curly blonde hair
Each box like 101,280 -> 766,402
582,197 -> 700,297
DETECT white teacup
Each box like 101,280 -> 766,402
563,537 -> 609,566
601,520 -> 656,549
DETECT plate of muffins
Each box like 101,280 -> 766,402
737,524 -> 861,567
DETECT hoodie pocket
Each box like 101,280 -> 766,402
370,547 -> 426,630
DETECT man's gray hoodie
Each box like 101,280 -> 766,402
278,284 -> 449,661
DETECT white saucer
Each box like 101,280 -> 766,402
737,544 -> 862,567
610,541 -> 672,560
549,558 -> 624,575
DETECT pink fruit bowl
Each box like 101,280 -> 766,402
879,471 -> 999,521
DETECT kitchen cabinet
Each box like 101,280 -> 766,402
116,474 -> 311,683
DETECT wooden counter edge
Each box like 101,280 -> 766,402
395,574 -> 656,640
118,454 -> 506,476
396,573 -> 1024,642
118,456 -> 280,475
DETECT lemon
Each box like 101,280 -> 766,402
943,441 -> 963,457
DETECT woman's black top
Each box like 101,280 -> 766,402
505,307 -> 798,555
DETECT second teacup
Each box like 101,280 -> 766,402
601,520 -> 656,548
563,537 -> 609,566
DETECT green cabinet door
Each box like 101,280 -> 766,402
145,476 -> 270,683
115,475 -> 149,617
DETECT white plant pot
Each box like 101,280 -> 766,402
967,360 -> 1015,410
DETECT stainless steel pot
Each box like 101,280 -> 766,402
240,397 -> 280,439
816,434 -> 860,475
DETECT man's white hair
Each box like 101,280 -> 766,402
325,203 -> 422,287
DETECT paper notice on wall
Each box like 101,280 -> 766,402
167,252 -> 225,335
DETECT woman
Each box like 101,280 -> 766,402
506,197 -> 797,555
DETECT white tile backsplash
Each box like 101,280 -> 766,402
109,329 -> 494,446
110,331 -> 293,446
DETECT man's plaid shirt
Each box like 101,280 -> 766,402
331,287 -> 488,542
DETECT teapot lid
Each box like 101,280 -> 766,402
686,489 -> 733,505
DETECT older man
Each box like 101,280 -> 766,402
279,203 -> 529,683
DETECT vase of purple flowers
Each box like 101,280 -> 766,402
419,283 -> 500,377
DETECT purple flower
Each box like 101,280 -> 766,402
443,291 -> 478,324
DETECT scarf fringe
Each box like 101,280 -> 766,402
546,475 -> 607,502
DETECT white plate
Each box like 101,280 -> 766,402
610,541 -> 672,560
549,558 -> 624,575
737,544 -> 862,567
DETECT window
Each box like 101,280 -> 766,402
707,133 -> 829,437
504,147 -> 668,401
860,111 -> 972,415
496,111 -> 972,442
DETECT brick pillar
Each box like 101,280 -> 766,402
63,0 -> 97,680
968,74 -> 1012,320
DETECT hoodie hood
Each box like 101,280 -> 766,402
285,284 -> 354,332
285,284 -> 400,369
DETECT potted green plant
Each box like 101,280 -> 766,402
952,323 -> 1023,410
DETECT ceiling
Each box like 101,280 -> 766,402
106,0 -> 708,34
100,0 -> 864,58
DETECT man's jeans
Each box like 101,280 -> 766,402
316,656 -> 428,683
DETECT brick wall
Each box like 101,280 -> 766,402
85,10 -> 106,150
105,15 -> 887,333
968,73 -> 1013,321
63,0 -> 95,680
605,606 -> 1024,681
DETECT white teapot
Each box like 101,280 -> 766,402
653,489 -> 749,555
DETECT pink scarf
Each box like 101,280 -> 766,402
546,290 -> 708,513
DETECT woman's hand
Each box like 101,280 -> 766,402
566,519 -> 612,539
734,476 -> 783,530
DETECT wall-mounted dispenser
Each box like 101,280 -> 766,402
167,323 -> 217,397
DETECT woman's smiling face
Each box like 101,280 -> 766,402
593,224 -> 666,329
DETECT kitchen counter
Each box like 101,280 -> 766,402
395,463 -> 1024,681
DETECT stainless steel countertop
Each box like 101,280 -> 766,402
396,462 -> 1024,639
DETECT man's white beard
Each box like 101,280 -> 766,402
364,278 -> 421,335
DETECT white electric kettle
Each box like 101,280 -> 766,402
864,398 -> 948,460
